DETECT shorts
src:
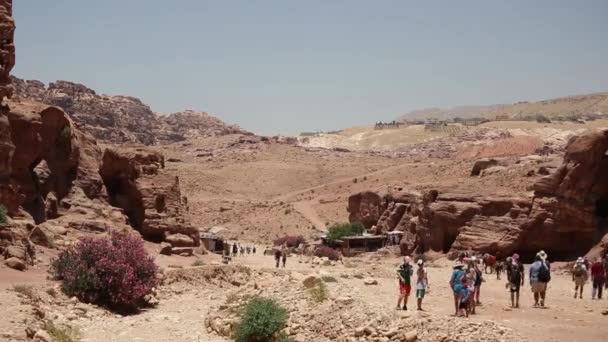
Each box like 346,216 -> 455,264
530,281 -> 547,293
399,282 -> 411,296
509,282 -> 521,293
574,277 -> 586,287
416,289 -> 426,299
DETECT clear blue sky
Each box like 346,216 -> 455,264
12,0 -> 608,135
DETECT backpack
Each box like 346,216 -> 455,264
538,263 -> 551,282
399,264 -> 412,284
509,263 -> 521,284
573,264 -> 585,277
451,269 -> 465,292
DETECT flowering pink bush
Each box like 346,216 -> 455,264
314,246 -> 340,261
273,235 -> 306,248
50,231 -> 159,311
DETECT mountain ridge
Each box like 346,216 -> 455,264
398,91 -> 608,121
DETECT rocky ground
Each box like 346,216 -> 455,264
2,251 -> 608,342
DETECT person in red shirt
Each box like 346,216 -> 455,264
591,257 -> 606,300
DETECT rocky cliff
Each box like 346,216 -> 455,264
348,129 -> 608,261
11,77 -> 248,145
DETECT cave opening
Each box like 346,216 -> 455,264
102,176 -> 145,231
596,199 -> 608,219
442,231 -> 458,254
22,159 -> 46,224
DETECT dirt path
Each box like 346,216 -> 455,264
272,163 -> 409,203
292,201 -> 327,232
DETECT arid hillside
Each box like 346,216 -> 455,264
398,91 -> 608,121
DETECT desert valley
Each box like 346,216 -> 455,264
2,1 -> 608,342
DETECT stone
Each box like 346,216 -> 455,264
4,257 -> 25,270
354,327 -> 366,337
160,243 -> 171,256
404,330 -> 418,342
335,296 -> 354,305
363,278 -> 378,285
33,330 -> 51,342
172,247 -> 193,256
166,233 -> 195,247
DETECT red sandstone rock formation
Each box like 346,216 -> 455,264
11,77 -> 249,145
348,130 -> 608,261
100,147 -> 200,247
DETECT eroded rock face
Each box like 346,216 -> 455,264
5,100 -> 105,223
531,130 -> 608,259
100,147 -> 200,246
12,77 -> 249,145
349,130 -> 608,261
0,1 -> 14,103
347,191 -> 384,228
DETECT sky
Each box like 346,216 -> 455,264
12,0 -> 608,135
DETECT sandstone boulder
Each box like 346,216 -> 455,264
4,256 -> 25,270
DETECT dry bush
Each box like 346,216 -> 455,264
12,284 -> 36,300
44,320 -> 81,342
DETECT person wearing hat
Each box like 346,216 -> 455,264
415,259 -> 429,311
507,253 -> 525,308
396,256 -> 414,310
529,253 -> 550,307
449,260 -> 466,316
573,257 -> 589,299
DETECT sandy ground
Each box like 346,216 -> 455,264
4,252 -> 607,342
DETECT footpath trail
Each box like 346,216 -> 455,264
292,200 -> 327,232
231,254 -> 608,342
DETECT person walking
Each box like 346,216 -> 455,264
449,261 -> 466,316
252,245 -> 257,254
473,258 -> 484,305
591,257 -> 605,300
507,253 -> 525,308
281,245 -> 287,268
232,243 -> 238,257
415,259 -> 429,311
573,257 -> 588,299
466,260 -> 477,314
274,248 -> 282,268
396,256 -> 414,310
529,254 -> 550,307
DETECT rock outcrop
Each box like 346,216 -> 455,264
348,130 -> 608,261
11,77 -> 248,145
0,0 -> 14,103
100,147 -> 200,247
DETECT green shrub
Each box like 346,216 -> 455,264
191,259 -> 204,267
0,204 -> 7,224
234,297 -> 287,342
59,126 -> 72,145
44,320 -> 81,342
325,222 -> 365,244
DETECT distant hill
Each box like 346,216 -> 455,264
398,92 -> 608,122
10,76 -> 248,145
